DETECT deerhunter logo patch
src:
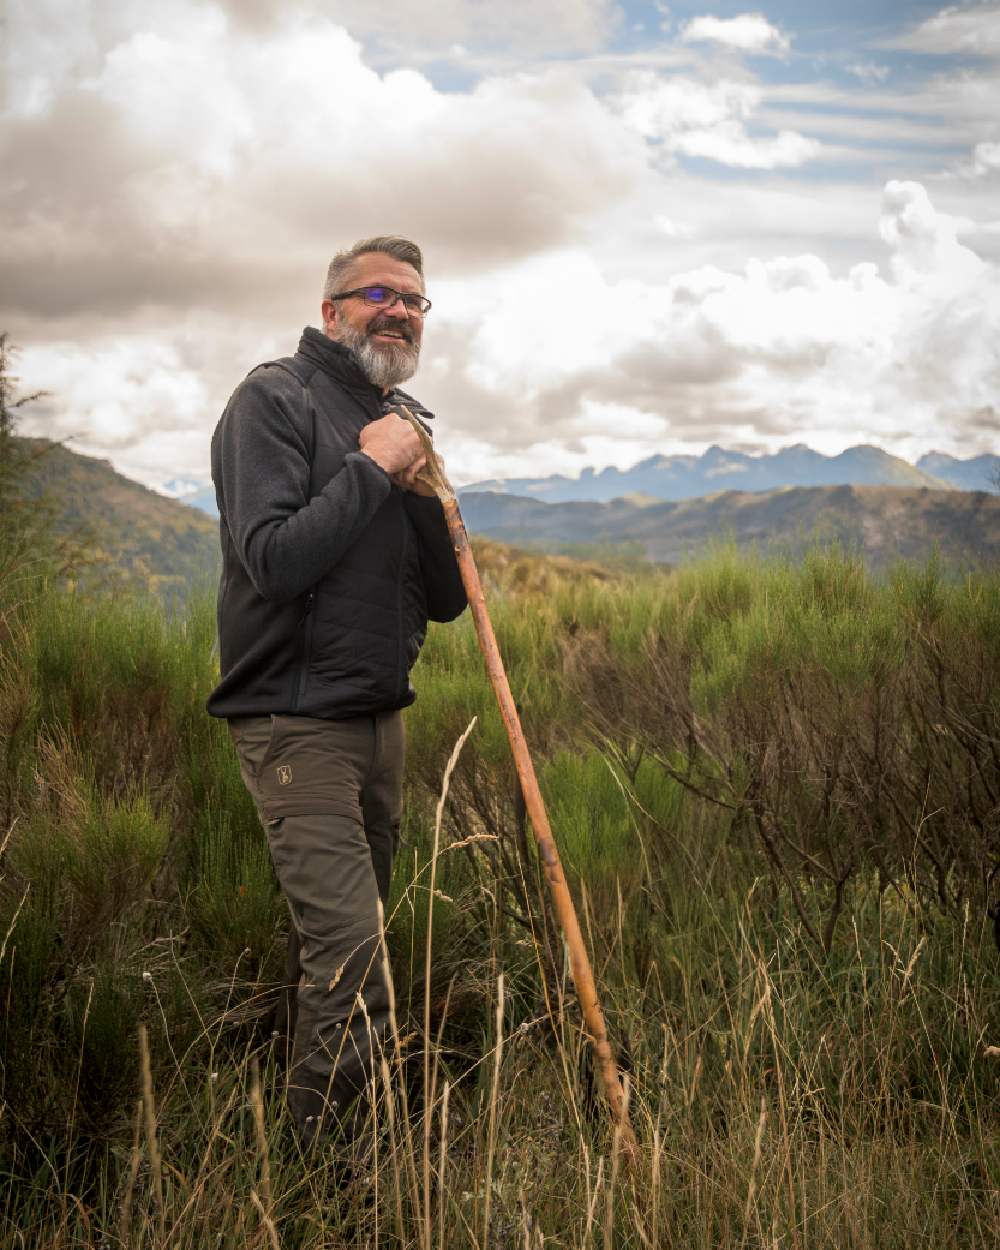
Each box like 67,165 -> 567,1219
276,765 -> 293,786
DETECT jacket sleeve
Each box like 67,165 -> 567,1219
213,368 -> 392,604
403,493 -> 468,622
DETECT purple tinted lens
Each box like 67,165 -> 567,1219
366,286 -> 392,304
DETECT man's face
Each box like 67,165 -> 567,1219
322,252 -> 425,390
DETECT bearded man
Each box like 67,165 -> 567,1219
207,236 -> 466,1148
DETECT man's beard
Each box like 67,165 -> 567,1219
332,319 -> 420,390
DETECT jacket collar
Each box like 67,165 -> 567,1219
295,325 -> 435,421
297,326 -> 376,395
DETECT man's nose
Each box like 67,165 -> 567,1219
383,296 -> 409,319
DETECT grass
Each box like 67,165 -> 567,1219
1,546 -> 999,1246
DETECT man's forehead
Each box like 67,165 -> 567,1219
349,251 -> 424,292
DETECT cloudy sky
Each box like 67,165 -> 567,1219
3,1 -> 999,492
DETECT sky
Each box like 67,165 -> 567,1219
2,0 -> 999,493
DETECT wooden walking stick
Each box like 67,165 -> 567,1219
398,408 -> 639,1163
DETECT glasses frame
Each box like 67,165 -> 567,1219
328,285 -> 432,317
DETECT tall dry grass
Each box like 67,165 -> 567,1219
1,547 -> 999,1246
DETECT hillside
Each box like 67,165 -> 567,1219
12,438 -> 625,596
460,484 -> 1000,569
16,439 -> 998,589
14,437 -> 220,597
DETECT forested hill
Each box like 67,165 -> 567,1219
14,437 -> 220,598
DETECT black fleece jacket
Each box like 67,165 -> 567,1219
207,327 -> 466,720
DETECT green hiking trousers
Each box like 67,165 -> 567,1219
228,711 -> 403,1145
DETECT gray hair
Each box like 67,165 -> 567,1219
323,235 -> 424,301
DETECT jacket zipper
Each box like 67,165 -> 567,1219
292,590 -> 316,710
396,506 -> 409,701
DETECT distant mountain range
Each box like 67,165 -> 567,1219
462,445 -> 999,504
15,439 -> 999,593
162,477 -> 220,517
167,444 -> 997,520
460,484 -> 1000,570
916,452 -> 999,493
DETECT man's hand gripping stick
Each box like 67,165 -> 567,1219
396,406 -> 455,502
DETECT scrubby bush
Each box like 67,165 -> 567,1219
569,546 -> 1000,953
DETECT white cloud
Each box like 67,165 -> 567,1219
618,73 -> 820,168
765,69 -> 1000,143
846,62 -> 890,84
871,7 -> 1000,167
894,4 -> 1000,57
0,9 -> 648,323
680,13 -> 791,56
674,120 -> 819,168
972,140 -> 1000,174
250,0 -> 623,59
622,75 -> 757,134
17,175 -> 999,484
413,181 -> 1000,475
878,180 -> 984,287
18,336 -> 213,483
5,1 -> 1000,492
654,214 -> 693,239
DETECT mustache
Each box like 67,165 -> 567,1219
367,317 -> 416,345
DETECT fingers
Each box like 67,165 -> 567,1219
391,454 -> 440,496
391,456 -> 427,488
358,413 -> 425,475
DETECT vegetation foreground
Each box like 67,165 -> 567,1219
1,546 -> 999,1248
